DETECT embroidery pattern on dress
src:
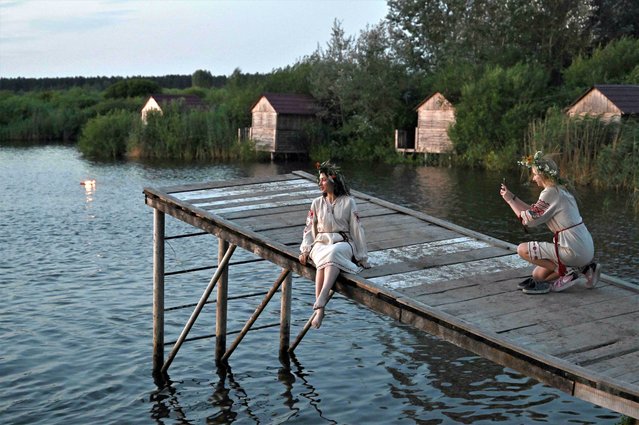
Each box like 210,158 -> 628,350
529,199 -> 550,219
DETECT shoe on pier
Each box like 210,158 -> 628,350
522,280 -> 550,295
551,272 -> 586,292
517,277 -> 535,290
582,262 -> 601,289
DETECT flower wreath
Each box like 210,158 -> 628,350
517,151 -> 562,183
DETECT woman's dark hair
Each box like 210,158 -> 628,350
316,160 -> 350,196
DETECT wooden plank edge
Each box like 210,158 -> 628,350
150,173 -> 303,194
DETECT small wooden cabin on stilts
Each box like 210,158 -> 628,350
396,92 -> 456,162
248,93 -> 319,160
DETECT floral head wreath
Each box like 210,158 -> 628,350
517,151 -> 563,183
315,160 -> 350,196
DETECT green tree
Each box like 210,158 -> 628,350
387,0 -> 593,83
192,69 -> 215,88
563,37 -> 639,91
449,63 -> 549,168
104,78 -> 160,98
587,0 -> 639,45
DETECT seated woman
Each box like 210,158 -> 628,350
500,151 -> 601,295
299,161 -> 370,328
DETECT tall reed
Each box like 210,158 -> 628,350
526,109 -> 638,210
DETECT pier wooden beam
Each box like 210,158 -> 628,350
215,238 -> 229,363
152,210 -> 165,374
279,271 -> 292,355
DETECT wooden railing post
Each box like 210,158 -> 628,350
152,210 -> 165,374
215,238 -> 229,363
279,270 -> 292,356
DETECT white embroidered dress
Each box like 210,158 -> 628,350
300,195 -> 368,274
520,186 -> 594,268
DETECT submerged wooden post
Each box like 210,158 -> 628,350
279,271 -> 292,355
152,210 -> 165,374
222,269 -> 291,361
161,244 -> 236,374
215,238 -> 229,363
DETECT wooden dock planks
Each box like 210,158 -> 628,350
144,171 -> 639,418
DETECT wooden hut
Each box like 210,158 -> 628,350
141,94 -> 207,123
566,85 -> 639,123
409,92 -> 456,154
249,93 -> 318,158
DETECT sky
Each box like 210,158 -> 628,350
0,0 -> 389,79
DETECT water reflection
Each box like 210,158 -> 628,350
150,356 -> 342,424
81,179 -> 96,203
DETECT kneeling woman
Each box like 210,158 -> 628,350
299,161 -> 370,328
500,151 -> 600,294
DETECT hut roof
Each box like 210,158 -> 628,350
252,93 -> 318,115
570,85 -> 639,114
146,94 -> 207,110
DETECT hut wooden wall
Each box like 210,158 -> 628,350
275,115 -> 310,153
251,99 -> 314,154
415,93 -> 455,153
251,98 -> 277,152
566,89 -> 623,123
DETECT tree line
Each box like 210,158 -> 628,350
1,0 -> 637,193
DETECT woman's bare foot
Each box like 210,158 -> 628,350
311,307 -> 325,329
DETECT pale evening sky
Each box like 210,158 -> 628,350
0,0 -> 389,79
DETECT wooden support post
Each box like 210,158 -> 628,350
215,238 -> 229,363
289,290 -> 334,353
152,210 -> 165,374
279,270 -> 292,356
161,244 -> 237,374
222,269 -> 291,361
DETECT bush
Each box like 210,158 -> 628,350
78,110 -> 135,160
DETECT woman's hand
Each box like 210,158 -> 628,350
299,252 -> 308,265
359,260 -> 371,269
500,183 -> 513,201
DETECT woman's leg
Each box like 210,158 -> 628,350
517,243 -> 558,281
314,265 -> 339,309
312,265 -> 340,329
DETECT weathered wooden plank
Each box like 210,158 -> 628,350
161,173 -> 301,193
566,339 -> 639,368
363,246 -> 510,279
477,291 -> 638,336
506,311 -> 639,360
175,179 -> 315,203
399,267 -> 531,298
370,254 -> 530,290
436,279 -> 617,324
589,351 -> 639,382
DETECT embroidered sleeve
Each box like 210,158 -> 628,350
349,197 -> 368,262
520,188 -> 558,227
300,200 -> 317,253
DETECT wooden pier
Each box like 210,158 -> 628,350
144,171 -> 639,418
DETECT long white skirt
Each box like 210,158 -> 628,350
310,233 -> 362,274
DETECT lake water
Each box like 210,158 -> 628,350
1,145 -> 636,424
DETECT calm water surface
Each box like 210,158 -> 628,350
1,145 -> 636,424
